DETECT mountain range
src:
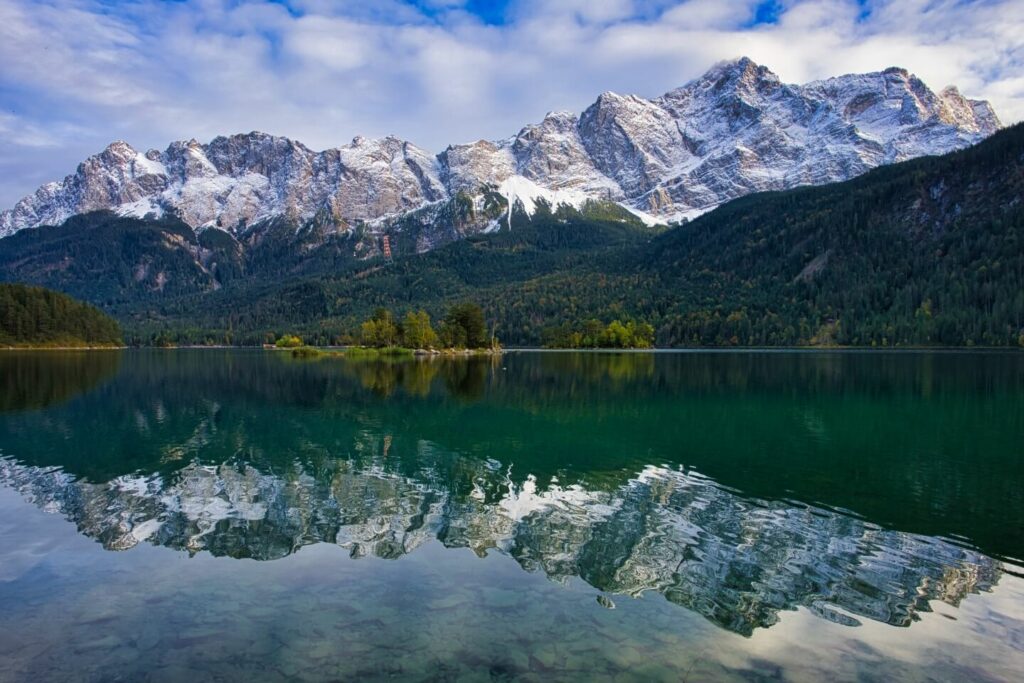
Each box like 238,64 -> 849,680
0,57 -> 999,245
0,58 -> 1019,348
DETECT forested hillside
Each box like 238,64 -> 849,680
0,284 -> 122,347
644,121 -> 1024,346
115,204 -> 654,345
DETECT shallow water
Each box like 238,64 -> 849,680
0,349 -> 1022,681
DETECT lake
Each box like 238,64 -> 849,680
0,349 -> 1022,681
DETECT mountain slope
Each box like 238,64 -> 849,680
1,58 -> 999,243
485,122 -> 1023,347
116,121 -> 1020,348
111,203 -> 657,344
643,121 -> 1024,346
0,209 -> 379,309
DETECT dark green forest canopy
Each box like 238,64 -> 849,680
1,123 -> 1022,347
0,283 -> 122,347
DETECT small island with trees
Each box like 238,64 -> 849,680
542,319 -> 655,349
275,302 -> 502,358
0,283 -> 123,348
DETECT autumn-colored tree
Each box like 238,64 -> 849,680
403,310 -> 438,349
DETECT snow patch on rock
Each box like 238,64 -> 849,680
498,175 -> 590,229
115,198 -> 165,220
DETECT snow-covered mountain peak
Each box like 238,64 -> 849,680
701,56 -> 780,88
100,140 -> 138,160
439,139 -> 516,194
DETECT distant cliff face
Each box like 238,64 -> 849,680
1,57 -> 1000,242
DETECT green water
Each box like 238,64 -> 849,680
0,350 -> 1022,681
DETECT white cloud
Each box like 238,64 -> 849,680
285,16 -> 373,72
662,0 -> 761,28
0,0 -> 1020,207
0,113 -> 64,149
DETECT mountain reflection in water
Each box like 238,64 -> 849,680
0,450 -> 1000,637
0,349 -> 1020,639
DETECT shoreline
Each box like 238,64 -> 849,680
3,345 -> 1020,353
0,345 -> 126,351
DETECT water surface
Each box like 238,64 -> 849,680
0,350 -> 1022,681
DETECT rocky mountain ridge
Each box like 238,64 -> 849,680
0,57 -> 1000,243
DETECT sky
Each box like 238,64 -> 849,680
0,0 -> 1021,207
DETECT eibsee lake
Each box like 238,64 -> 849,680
0,350 -> 1022,682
